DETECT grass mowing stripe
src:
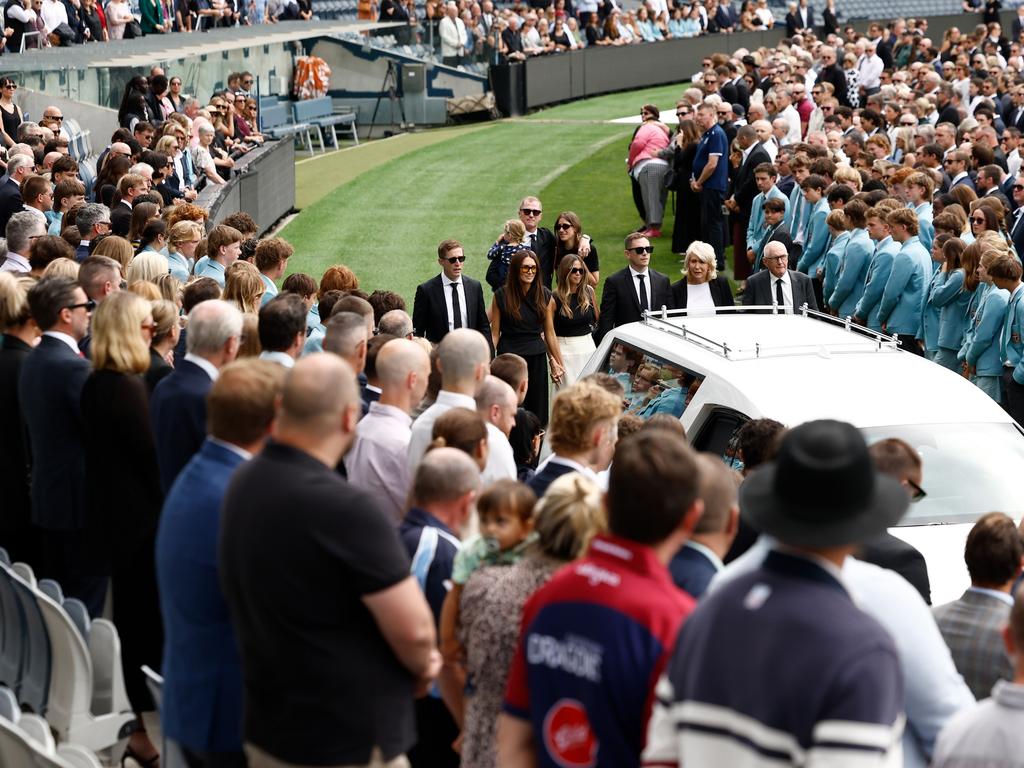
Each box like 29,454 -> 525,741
281,121 -> 631,305
523,81 -> 691,123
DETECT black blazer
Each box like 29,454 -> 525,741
859,532 -> 932,605
411,274 -> 491,345
784,11 -> 802,35
0,335 -> 34,561
0,177 -> 22,233
110,201 -> 133,239
595,267 -> 673,342
732,144 -> 772,214
525,227 -> 557,289
17,334 -> 91,531
937,103 -> 962,127
1010,208 -> 1024,258
150,358 -> 214,493
741,269 -> 819,311
670,275 -> 735,309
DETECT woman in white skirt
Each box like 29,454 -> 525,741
551,253 -> 599,397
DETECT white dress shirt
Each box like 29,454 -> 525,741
0,251 -> 29,273
771,270 -> 794,309
780,104 -> 801,144
258,350 -> 295,368
183,352 -> 220,381
442,274 -> 468,332
629,265 -> 652,309
481,422 -> 517,487
43,330 -> 81,354
856,53 -> 883,90
408,389 -> 477,472
346,402 -> 414,524
40,0 -> 69,32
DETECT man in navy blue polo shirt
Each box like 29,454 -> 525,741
498,430 -> 704,767
643,420 -> 908,767
691,101 -> 730,270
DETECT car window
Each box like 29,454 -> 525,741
602,338 -> 705,421
692,408 -> 748,471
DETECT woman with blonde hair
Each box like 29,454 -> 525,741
128,280 -> 162,301
126,250 -> 171,285
553,253 -> 599,389
670,240 -> 734,312
92,235 -> 135,274
42,257 -> 80,279
486,218 -> 527,291
237,313 -> 261,358
0,272 -> 40,563
457,472 -> 605,768
145,299 -> 180,392
154,273 -> 183,307
166,219 -> 203,282
79,291 -> 164,768
224,260 -> 265,314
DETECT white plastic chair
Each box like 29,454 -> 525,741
12,562 -> 36,587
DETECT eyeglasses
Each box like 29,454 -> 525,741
568,267 -> 584,275
66,300 -> 96,312
629,245 -> 654,254
521,264 -> 538,273
906,478 -> 927,502
520,208 -> 542,216
445,255 -> 466,263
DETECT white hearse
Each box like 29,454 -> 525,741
584,307 -> 1024,605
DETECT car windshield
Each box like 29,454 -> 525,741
861,422 -> 1024,526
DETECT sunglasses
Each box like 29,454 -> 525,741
555,223 -> 573,231
520,208 -> 542,216
676,111 -> 691,117
445,255 -> 467,263
521,264 -> 538,273
568,267 -> 584,275
66,300 -> 96,312
900,121 -> 915,126
2,83 -> 16,90
907,478 -> 927,502
971,216 -> 987,223
630,246 -> 654,254
1014,184 -> 1024,191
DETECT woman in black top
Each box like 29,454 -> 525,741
491,250 -> 566,425
671,118 -> 703,256
553,211 -> 600,286
145,299 -> 178,392
551,16 -> 572,50
79,292 -> 163,767
552,254 -> 598,390
0,273 -> 40,566
0,77 -> 23,149
117,75 -> 152,130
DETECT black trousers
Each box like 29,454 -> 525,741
408,697 -> 459,768
184,747 -> 248,768
38,528 -> 108,618
631,176 -> 647,226
897,334 -> 923,356
700,188 -> 726,270
1003,368 -> 1024,424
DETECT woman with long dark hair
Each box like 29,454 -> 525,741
490,249 -> 565,424
670,118 -> 703,255
117,76 -> 152,129
94,153 -> 131,205
552,211 -> 599,286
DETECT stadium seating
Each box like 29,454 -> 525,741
260,101 -> 317,154
292,96 -> 360,151
0,684 -> 104,768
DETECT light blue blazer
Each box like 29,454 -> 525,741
878,236 -> 930,335
829,228 -> 873,319
796,198 -> 830,276
854,236 -> 900,331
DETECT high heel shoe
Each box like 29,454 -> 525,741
122,745 -> 160,768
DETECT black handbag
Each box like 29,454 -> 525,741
123,19 -> 143,38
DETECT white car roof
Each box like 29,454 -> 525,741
606,310 -> 1014,429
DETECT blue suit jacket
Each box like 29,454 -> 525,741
878,236 -> 931,335
156,439 -> 248,753
668,543 -> 719,599
18,335 -> 91,531
151,359 -> 214,492
828,228 -> 873,318
854,236 -> 900,331
796,199 -> 830,276
527,460 -> 578,499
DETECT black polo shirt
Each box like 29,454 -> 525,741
219,440 -> 414,765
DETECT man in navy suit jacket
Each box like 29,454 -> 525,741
156,359 -> 284,766
18,277 -> 106,614
668,456 -> 739,599
151,300 -> 243,492
527,381 -> 621,499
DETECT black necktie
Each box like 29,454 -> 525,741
637,274 -> 649,312
776,278 -> 785,306
451,282 -> 462,329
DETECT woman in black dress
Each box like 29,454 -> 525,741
145,299 -> 178,392
553,253 -> 599,389
553,211 -> 600,286
0,273 -> 40,566
0,77 -> 23,150
79,291 -> 163,767
490,250 -> 566,425
671,118 -> 703,255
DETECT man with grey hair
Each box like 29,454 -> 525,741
378,308 -> 415,339
324,311 -> 370,376
347,338 -> 432,523
152,300 -> 243,491
1,210 -> 44,273
408,328 -> 491,470
74,203 -> 111,262
475,374 -> 518,485
0,154 -> 35,232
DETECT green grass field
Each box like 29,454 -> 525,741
279,79 -> 707,305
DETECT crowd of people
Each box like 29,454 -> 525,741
4,6 -> 1024,768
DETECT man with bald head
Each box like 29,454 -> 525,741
742,240 -> 819,310
347,338 -> 433,523
475,374 -> 518,485
409,328 -> 491,471
221,354 -> 439,768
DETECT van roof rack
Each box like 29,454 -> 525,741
640,305 -> 901,360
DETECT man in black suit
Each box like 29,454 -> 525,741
728,128 -> 772,259
151,299 -> 243,492
0,154 -> 33,234
858,438 -> 932,604
595,232 -> 673,342
977,164 -> 1012,212
18,277 -> 105,615
784,1 -> 807,36
936,86 -> 963,128
74,203 -> 112,264
516,196 -> 592,289
817,46 -> 850,108
758,197 -> 797,270
109,173 -> 145,238
411,239 -> 491,346
742,241 -> 819,311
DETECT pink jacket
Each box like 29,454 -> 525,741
628,121 -> 670,170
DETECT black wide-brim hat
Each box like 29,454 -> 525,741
739,420 -> 910,549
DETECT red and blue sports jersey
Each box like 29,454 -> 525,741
503,534 -> 695,768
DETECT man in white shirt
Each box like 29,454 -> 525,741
39,0 -> 69,35
856,39 -> 884,97
408,328 -> 491,471
1,211 -> 44,273
475,375 -> 518,486
346,339 -> 431,524
439,1 -> 466,66
256,294 -> 306,369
